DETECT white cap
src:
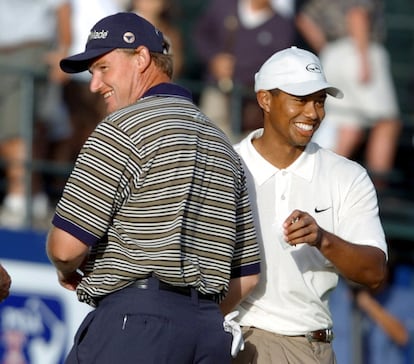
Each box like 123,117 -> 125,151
254,46 -> 343,98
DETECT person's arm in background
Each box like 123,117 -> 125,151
220,274 -> 260,316
354,288 -> 409,346
295,10 -> 327,53
346,5 -> 372,83
45,1 -> 72,83
0,264 -> 11,301
46,226 -> 89,291
165,27 -> 184,80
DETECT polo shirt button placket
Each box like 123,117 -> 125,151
280,170 -> 288,202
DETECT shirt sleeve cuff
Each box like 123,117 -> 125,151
231,262 -> 260,279
52,213 -> 99,246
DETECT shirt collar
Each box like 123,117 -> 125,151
141,82 -> 193,102
239,129 -> 316,185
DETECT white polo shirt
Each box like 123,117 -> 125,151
234,129 -> 387,335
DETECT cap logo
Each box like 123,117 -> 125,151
306,63 -> 322,73
123,32 -> 135,44
89,30 -> 108,40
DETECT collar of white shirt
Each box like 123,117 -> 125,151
237,129 -> 316,185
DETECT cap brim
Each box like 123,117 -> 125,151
60,48 -> 114,73
279,80 -> 343,99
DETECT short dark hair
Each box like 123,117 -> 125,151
269,89 -> 281,96
120,40 -> 174,79
150,51 -> 174,79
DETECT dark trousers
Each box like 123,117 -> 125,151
65,278 -> 232,364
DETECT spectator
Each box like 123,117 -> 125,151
0,0 -> 71,228
193,0 -> 296,142
129,0 -> 184,79
46,12 -> 260,363
296,0 -> 402,189
62,0 -> 123,165
232,46 -> 387,363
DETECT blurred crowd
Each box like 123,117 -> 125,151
0,0 -> 408,229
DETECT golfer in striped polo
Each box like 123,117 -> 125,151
46,12 -> 260,364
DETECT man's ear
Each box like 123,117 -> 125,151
135,46 -> 151,71
256,90 -> 271,113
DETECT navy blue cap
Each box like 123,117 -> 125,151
60,12 -> 166,73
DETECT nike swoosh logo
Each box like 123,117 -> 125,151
314,207 -> 332,213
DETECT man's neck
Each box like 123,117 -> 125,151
252,134 -> 305,169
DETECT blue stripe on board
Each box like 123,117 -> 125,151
0,228 -> 49,264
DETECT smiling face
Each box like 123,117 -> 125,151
88,49 -> 145,114
258,88 -> 327,150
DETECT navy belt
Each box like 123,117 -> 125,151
132,278 -> 219,303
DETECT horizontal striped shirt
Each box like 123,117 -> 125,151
53,83 -> 260,306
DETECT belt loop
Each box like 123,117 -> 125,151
147,275 -> 159,289
190,287 -> 199,304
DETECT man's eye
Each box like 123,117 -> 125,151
294,98 -> 306,103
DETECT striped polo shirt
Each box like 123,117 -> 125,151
52,83 -> 260,306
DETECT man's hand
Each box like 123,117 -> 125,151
223,310 -> 245,358
57,269 -> 83,291
283,209 -> 323,248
